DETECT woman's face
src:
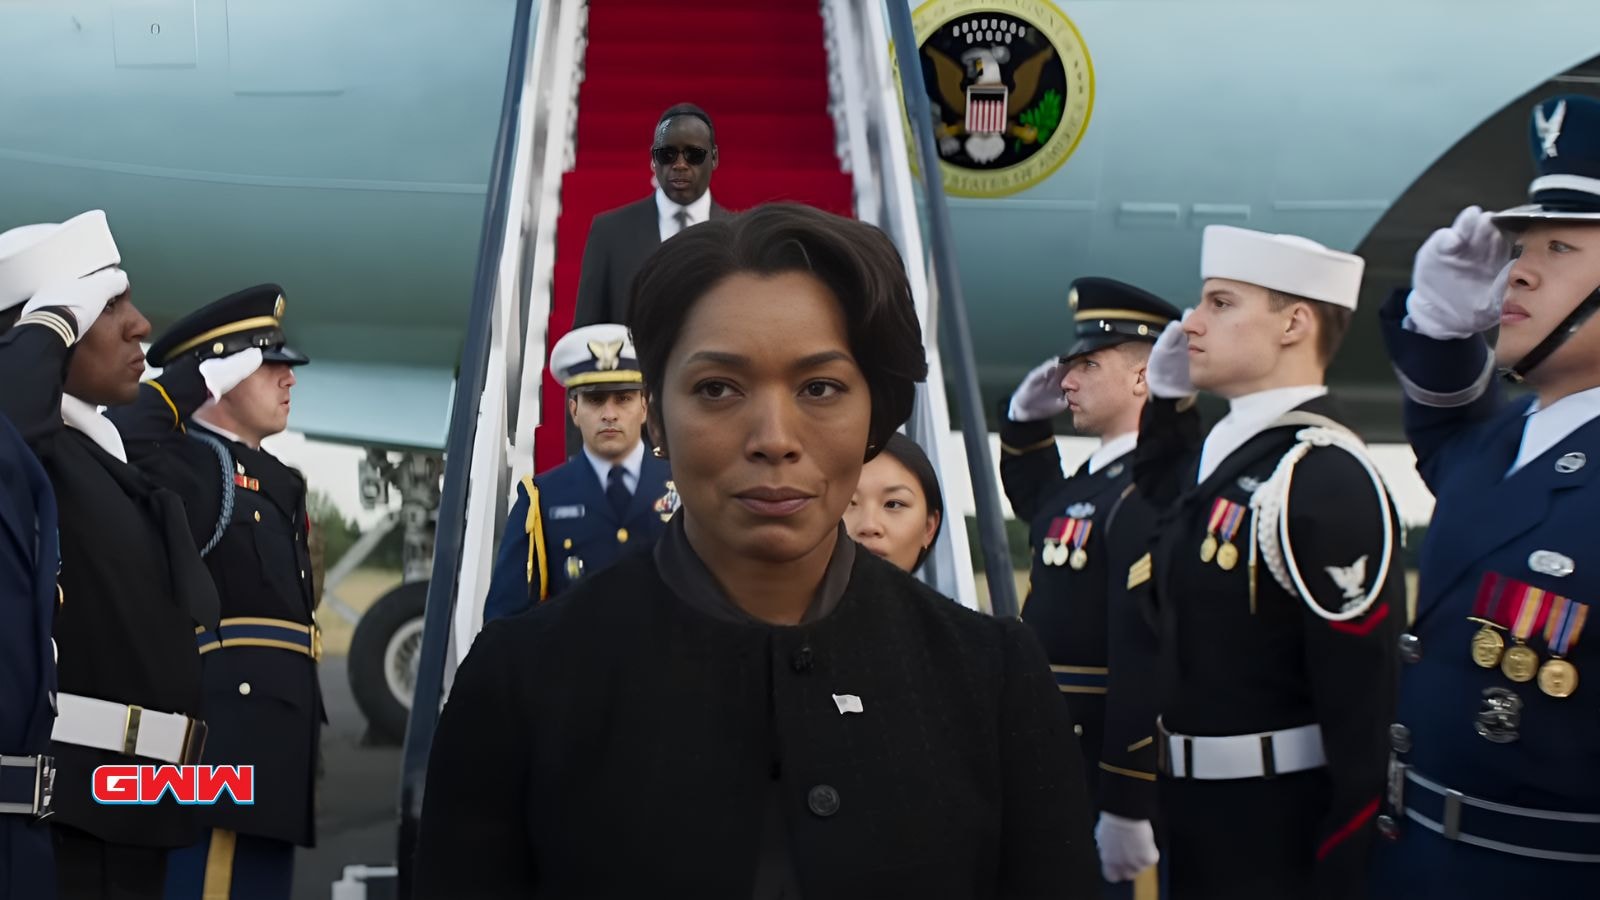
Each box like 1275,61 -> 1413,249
657,270 -> 873,567
845,452 -> 939,572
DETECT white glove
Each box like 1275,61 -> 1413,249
199,347 -> 264,399
1145,315 -> 1195,399
1095,812 -> 1159,883
1406,205 -> 1509,340
1007,358 -> 1070,422
20,268 -> 129,341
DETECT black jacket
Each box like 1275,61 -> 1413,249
105,362 -> 323,847
0,319 -> 217,848
571,195 -> 731,328
416,539 -> 1099,898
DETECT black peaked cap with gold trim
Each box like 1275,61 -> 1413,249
1061,277 -> 1182,362
146,283 -> 309,368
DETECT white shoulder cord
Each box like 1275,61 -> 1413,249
1248,426 -> 1395,622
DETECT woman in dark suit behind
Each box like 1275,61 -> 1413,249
416,203 -> 1098,898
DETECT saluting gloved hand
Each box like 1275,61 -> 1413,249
199,347 -> 264,400
1407,205 -> 1509,340
1095,812 -> 1159,883
1007,357 -> 1070,422
19,268 -> 130,342
1145,314 -> 1195,399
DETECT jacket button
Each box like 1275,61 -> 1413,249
616,528 -> 629,543
1376,813 -> 1399,839
1073,724 -> 1084,737
807,785 -> 840,817
238,682 -> 252,696
253,511 -> 261,523
1389,723 -> 1412,754
1398,633 -> 1422,664
791,645 -> 814,673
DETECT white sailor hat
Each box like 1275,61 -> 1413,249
0,210 -> 121,313
1494,95 -> 1600,227
549,323 -> 642,393
1200,225 -> 1365,311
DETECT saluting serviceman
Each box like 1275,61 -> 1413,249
1135,225 -> 1404,899
0,212 -> 217,899
1372,95 -> 1600,899
103,286 -> 319,900
0,395 -> 61,896
484,323 -> 676,621
1000,278 -> 1179,896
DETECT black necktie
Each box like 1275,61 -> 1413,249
674,209 -> 691,234
607,465 -> 631,518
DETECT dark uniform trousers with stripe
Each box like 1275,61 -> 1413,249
107,362 -> 323,900
483,446 -> 675,622
1371,290 -> 1600,898
1000,406 -> 1167,900
1133,394 -> 1402,900
0,316 -> 217,900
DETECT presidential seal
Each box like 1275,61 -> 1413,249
907,0 -> 1094,198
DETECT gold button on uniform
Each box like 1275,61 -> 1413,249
238,682 -> 252,696
616,528 -> 629,543
563,538 -> 573,550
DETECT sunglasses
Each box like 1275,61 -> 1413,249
652,145 -> 710,166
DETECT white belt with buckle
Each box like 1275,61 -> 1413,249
1160,721 -> 1326,780
50,693 -> 204,765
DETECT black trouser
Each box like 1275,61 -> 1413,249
1161,771 -> 1329,899
52,824 -> 167,900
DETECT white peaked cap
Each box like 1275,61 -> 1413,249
1200,225 -> 1365,311
0,210 -> 122,312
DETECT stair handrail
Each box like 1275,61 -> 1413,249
395,0 -> 576,888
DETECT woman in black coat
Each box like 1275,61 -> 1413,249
416,203 -> 1099,898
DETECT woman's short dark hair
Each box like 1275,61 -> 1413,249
626,202 -> 929,459
879,432 -> 946,571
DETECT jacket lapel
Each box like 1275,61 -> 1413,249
1421,407 -> 1600,615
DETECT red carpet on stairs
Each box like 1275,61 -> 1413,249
533,0 -> 857,473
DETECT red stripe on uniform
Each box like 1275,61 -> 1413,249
1329,602 -> 1390,636
1317,798 -> 1379,861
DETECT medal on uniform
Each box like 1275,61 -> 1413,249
1067,518 -> 1093,571
1043,518 -> 1072,567
1214,500 -> 1247,572
1500,581 -> 1554,684
1538,595 -> 1587,698
654,481 -> 680,522
1199,499 -> 1226,563
1468,573 -> 1510,668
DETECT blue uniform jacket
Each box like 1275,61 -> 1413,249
483,447 -> 675,621
0,412 -> 58,899
1375,289 -> 1600,897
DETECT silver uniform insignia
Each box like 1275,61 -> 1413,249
1529,550 -> 1575,578
1066,502 -> 1095,519
1325,556 -> 1369,604
1105,463 -> 1125,479
1237,476 -> 1261,493
548,504 -> 585,519
1536,99 -> 1566,159
1556,452 -> 1586,474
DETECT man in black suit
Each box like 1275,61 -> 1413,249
571,102 -> 730,329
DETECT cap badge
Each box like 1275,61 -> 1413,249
587,339 -> 624,372
1067,287 -> 1079,311
1536,99 -> 1567,160
273,295 -> 286,319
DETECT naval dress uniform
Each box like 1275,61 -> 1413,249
1136,226 -> 1403,899
0,408 -> 60,897
483,324 -> 676,622
0,212 -> 218,899
1371,96 -> 1600,899
1000,279 -> 1179,810
103,286 -> 320,900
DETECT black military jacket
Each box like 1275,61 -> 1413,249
106,362 -> 322,847
0,320 -> 216,848
1134,394 -> 1402,897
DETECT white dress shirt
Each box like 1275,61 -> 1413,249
60,394 -> 126,462
655,188 -> 713,242
584,439 -> 645,495
1197,385 -> 1329,483
1510,384 -> 1600,476
1087,431 -> 1138,476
